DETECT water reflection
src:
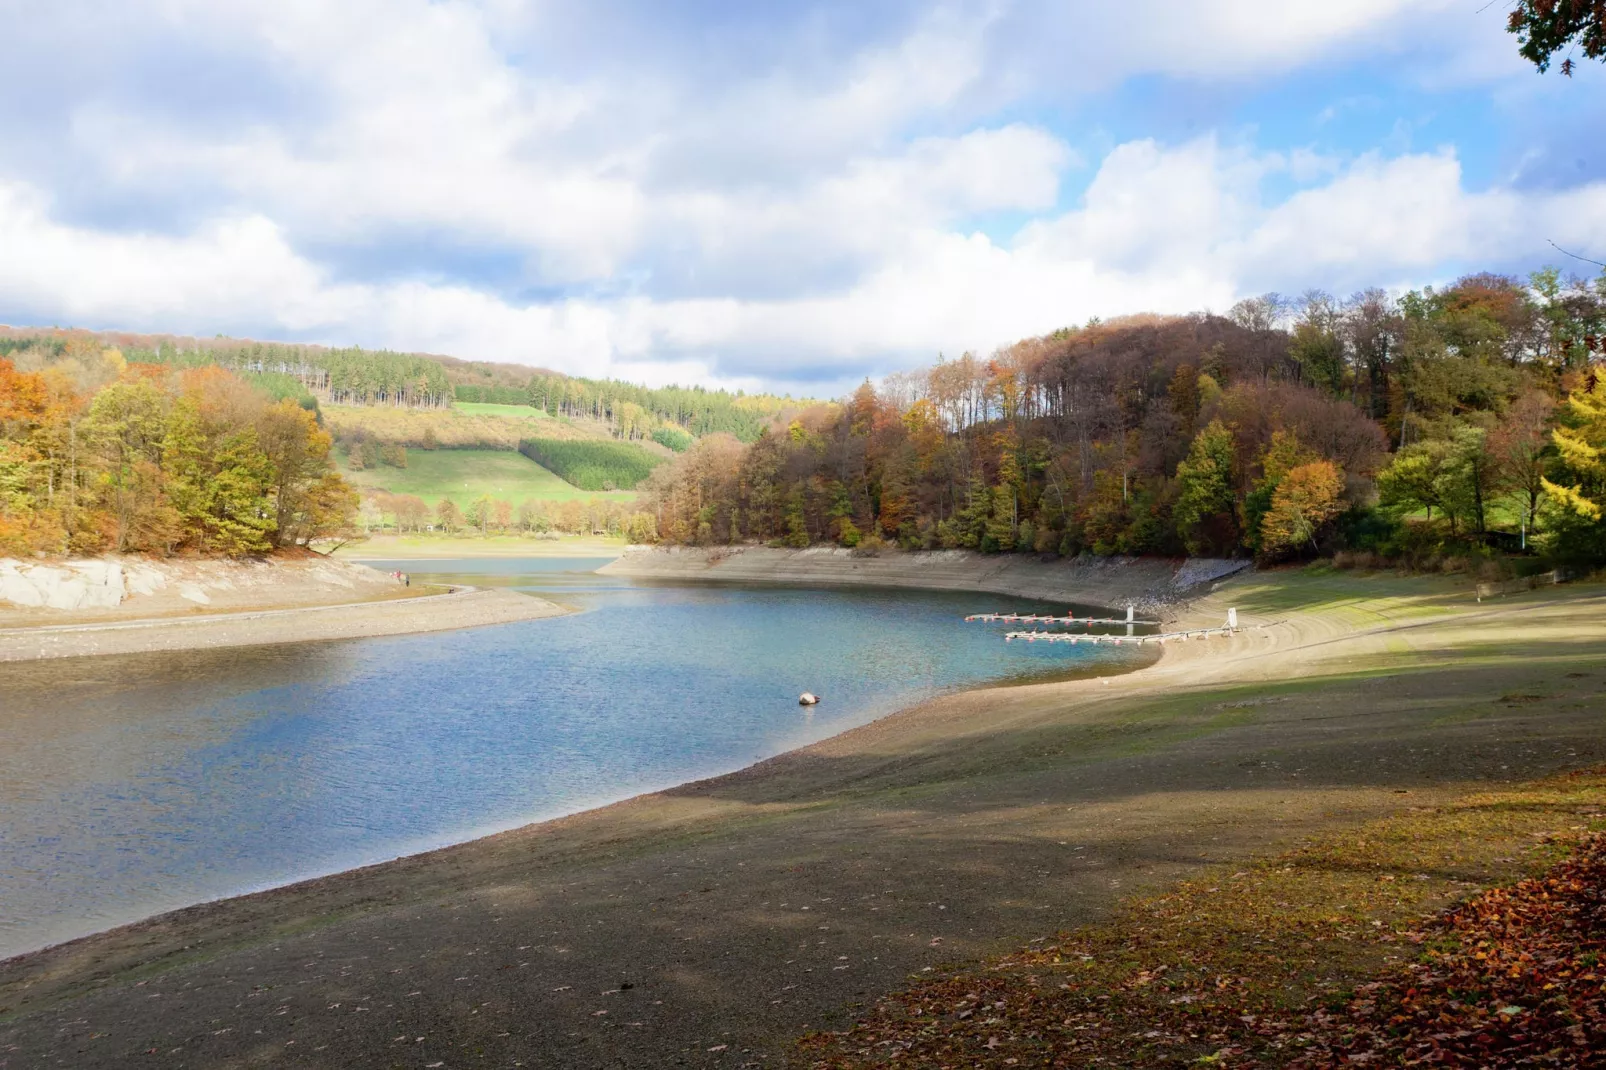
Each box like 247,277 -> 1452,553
0,559 -> 1145,958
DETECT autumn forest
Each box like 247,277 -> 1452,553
5,266 -> 1606,568
643,268 -> 1606,569
0,339 -> 357,556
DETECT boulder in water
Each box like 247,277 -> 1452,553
798,692 -> 820,706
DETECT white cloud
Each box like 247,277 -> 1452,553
2,0 -> 1603,395
984,0 -> 1480,97
9,133 -> 1603,397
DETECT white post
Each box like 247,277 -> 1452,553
1126,605 -> 1134,623
1228,607 -> 1238,630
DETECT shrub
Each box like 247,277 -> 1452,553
624,511 -> 658,543
1350,550 -> 1380,571
652,425 -> 695,452
851,532 -> 886,556
1336,506 -> 1400,554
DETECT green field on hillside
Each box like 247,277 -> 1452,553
339,448 -> 636,507
454,402 -> 549,419
323,403 -> 610,451
517,437 -> 664,491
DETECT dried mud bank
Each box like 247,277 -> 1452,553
600,545 -> 1249,616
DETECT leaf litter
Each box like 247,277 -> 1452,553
800,767 -> 1606,1068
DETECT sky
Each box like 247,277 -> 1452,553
1,1 -> 1603,396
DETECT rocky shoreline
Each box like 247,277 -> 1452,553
0,555 -> 568,661
0,587 -> 567,661
0,554 -> 402,616
599,545 -> 1250,616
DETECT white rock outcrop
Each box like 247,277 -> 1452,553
125,565 -> 168,597
1,555 -> 401,615
0,559 -> 127,610
177,584 -> 212,605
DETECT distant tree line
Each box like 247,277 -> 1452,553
359,489 -> 655,543
644,268 -> 1606,569
452,370 -> 805,443
3,329 -> 803,456
0,329 -> 454,409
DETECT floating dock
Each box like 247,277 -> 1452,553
1004,625 -> 1242,645
985,608 -> 1266,646
965,604 -> 1160,627
964,612 -> 1161,626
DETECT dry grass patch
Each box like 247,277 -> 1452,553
800,768 -> 1606,1068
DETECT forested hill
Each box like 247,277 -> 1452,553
0,328 -> 454,409
0,328 -> 807,447
437,356 -> 805,443
644,269 -> 1606,569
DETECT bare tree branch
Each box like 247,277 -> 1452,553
1549,240 -> 1606,270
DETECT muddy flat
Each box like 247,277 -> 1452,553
1,570 -> 1602,1069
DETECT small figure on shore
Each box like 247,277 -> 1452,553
799,692 -> 820,706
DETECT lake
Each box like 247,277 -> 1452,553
0,558 -> 1148,959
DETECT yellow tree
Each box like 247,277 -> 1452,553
1259,460 -> 1346,558
1542,374 -> 1606,522
1540,373 -> 1606,563
255,400 -> 357,547
80,377 -> 179,553
0,359 -> 64,553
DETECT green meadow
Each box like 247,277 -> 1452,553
339,448 -> 637,508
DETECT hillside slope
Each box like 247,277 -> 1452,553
337,449 -> 636,507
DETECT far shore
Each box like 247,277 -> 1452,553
0,585 -> 569,662
6,569 -> 1599,1067
336,533 -> 628,559
601,544 -> 1251,617
0,552 -> 573,662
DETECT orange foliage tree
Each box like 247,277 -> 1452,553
1258,461 -> 1346,558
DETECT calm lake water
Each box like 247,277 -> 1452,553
0,558 -> 1148,959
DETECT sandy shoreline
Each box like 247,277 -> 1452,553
0,585 -> 567,661
3,569 -> 1601,1067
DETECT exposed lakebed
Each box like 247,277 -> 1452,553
0,557 -> 1148,959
